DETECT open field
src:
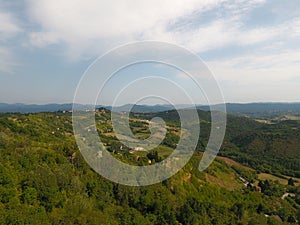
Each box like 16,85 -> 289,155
217,156 -> 255,171
257,173 -> 300,185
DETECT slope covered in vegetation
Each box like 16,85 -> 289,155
0,111 -> 299,224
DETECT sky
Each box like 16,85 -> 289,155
0,0 -> 300,105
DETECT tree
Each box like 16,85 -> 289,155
147,151 -> 160,162
288,178 -> 295,186
231,203 -> 244,220
21,187 -> 37,205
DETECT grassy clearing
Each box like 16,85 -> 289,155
257,173 -> 288,185
257,173 -> 300,185
217,156 -> 255,171
205,159 -> 243,191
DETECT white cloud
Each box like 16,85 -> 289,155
205,50 -> 300,103
208,50 -> 300,85
22,0 -> 300,103
168,10 -> 299,53
28,32 -> 59,47
27,1 -> 221,44
26,0 -> 300,63
27,0 -> 273,58
0,9 -> 21,73
0,11 -> 21,40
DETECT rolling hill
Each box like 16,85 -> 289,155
0,109 -> 299,224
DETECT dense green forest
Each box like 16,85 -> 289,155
138,110 -> 300,178
0,110 -> 299,224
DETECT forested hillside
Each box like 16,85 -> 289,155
0,111 -> 299,224
138,110 -> 300,178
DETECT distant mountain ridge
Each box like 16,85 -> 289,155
0,103 -> 71,113
1,102 -> 300,117
0,103 -> 191,113
105,104 -> 193,113
0,103 -> 96,113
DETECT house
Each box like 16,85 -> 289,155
255,186 -> 261,192
247,183 -> 261,192
134,147 -> 146,151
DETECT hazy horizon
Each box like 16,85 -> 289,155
2,101 -> 300,106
